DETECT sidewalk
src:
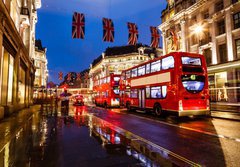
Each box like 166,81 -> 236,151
0,105 -> 40,152
209,102 -> 240,121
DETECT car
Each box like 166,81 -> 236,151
73,95 -> 84,106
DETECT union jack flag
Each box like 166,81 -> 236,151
72,12 -> 85,39
150,26 -> 160,48
77,73 -> 81,81
127,22 -> 138,45
67,73 -> 71,81
58,72 -> 63,80
102,18 -> 114,42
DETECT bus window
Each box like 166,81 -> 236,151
131,68 -> 137,77
162,56 -> 174,70
181,74 -> 205,93
130,89 -> 138,98
151,86 -> 161,98
162,86 -> 167,98
146,87 -> 150,98
113,86 -> 120,95
138,65 -> 145,76
126,71 -> 131,79
181,57 -> 201,66
151,60 -> 161,73
146,63 -> 151,74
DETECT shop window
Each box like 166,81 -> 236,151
19,66 -> 26,104
217,20 -> 225,35
219,44 -> 228,63
233,12 -> 240,29
162,56 -> 174,69
7,55 -> 14,103
151,60 -> 160,73
236,39 -> 240,59
215,72 -> 228,102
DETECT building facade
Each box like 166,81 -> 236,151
89,44 -> 161,91
33,39 -> 48,98
159,0 -> 240,104
0,0 -> 41,119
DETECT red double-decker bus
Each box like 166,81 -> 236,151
93,73 -> 120,108
119,52 -> 210,117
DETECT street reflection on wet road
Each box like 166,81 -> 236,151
0,106 -> 168,167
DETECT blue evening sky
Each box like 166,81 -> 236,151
36,0 -> 167,84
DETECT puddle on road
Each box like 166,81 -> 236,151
0,107 -> 195,167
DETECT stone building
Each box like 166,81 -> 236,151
159,0 -> 240,104
0,0 -> 41,119
89,44 -> 161,91
33,39 -> 48,98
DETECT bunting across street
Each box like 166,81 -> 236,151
77,73 -> 81,81
67,73 -> 71,81
71,12 -> 160,47
72,12 -> 85,39
127,22 -> 138,45
150,26 -> 160,48
102,18 -> 114,42
58,72 -> 63,80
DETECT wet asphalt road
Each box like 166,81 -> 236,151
87,105 -> 240,167
0,104 -> 240,167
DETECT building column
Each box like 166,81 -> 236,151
225,8 -> 234,61
0,14 -> 4,119
180,20 -> 186,52
161,31 -> 166,55
211,21 -> 218,65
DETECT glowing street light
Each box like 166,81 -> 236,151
194,24 -> 203,35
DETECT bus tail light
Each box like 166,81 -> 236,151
207,99 -> 210,110
179,100 -> 183,111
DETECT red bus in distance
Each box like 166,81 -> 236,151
119,52 -> 210,117
94,73 -> 120,108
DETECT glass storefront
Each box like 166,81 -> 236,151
208,67 -> 240,103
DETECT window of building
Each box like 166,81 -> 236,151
151,60 -> 161,73
232,0 -> 240,4
236,39 -> 240,59
138,65 -> 145,76
162,56 -> 174,69
131,68 -> 137,78
217,20 -> 225,35
215,1 -> 224,12
203,10 -> 209,19
203,48 -> 212,66
219,44 -> 228,63
7,55 -> 14,103
233,12 -> 240,29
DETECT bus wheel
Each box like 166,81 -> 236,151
154,104 -> 162,117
